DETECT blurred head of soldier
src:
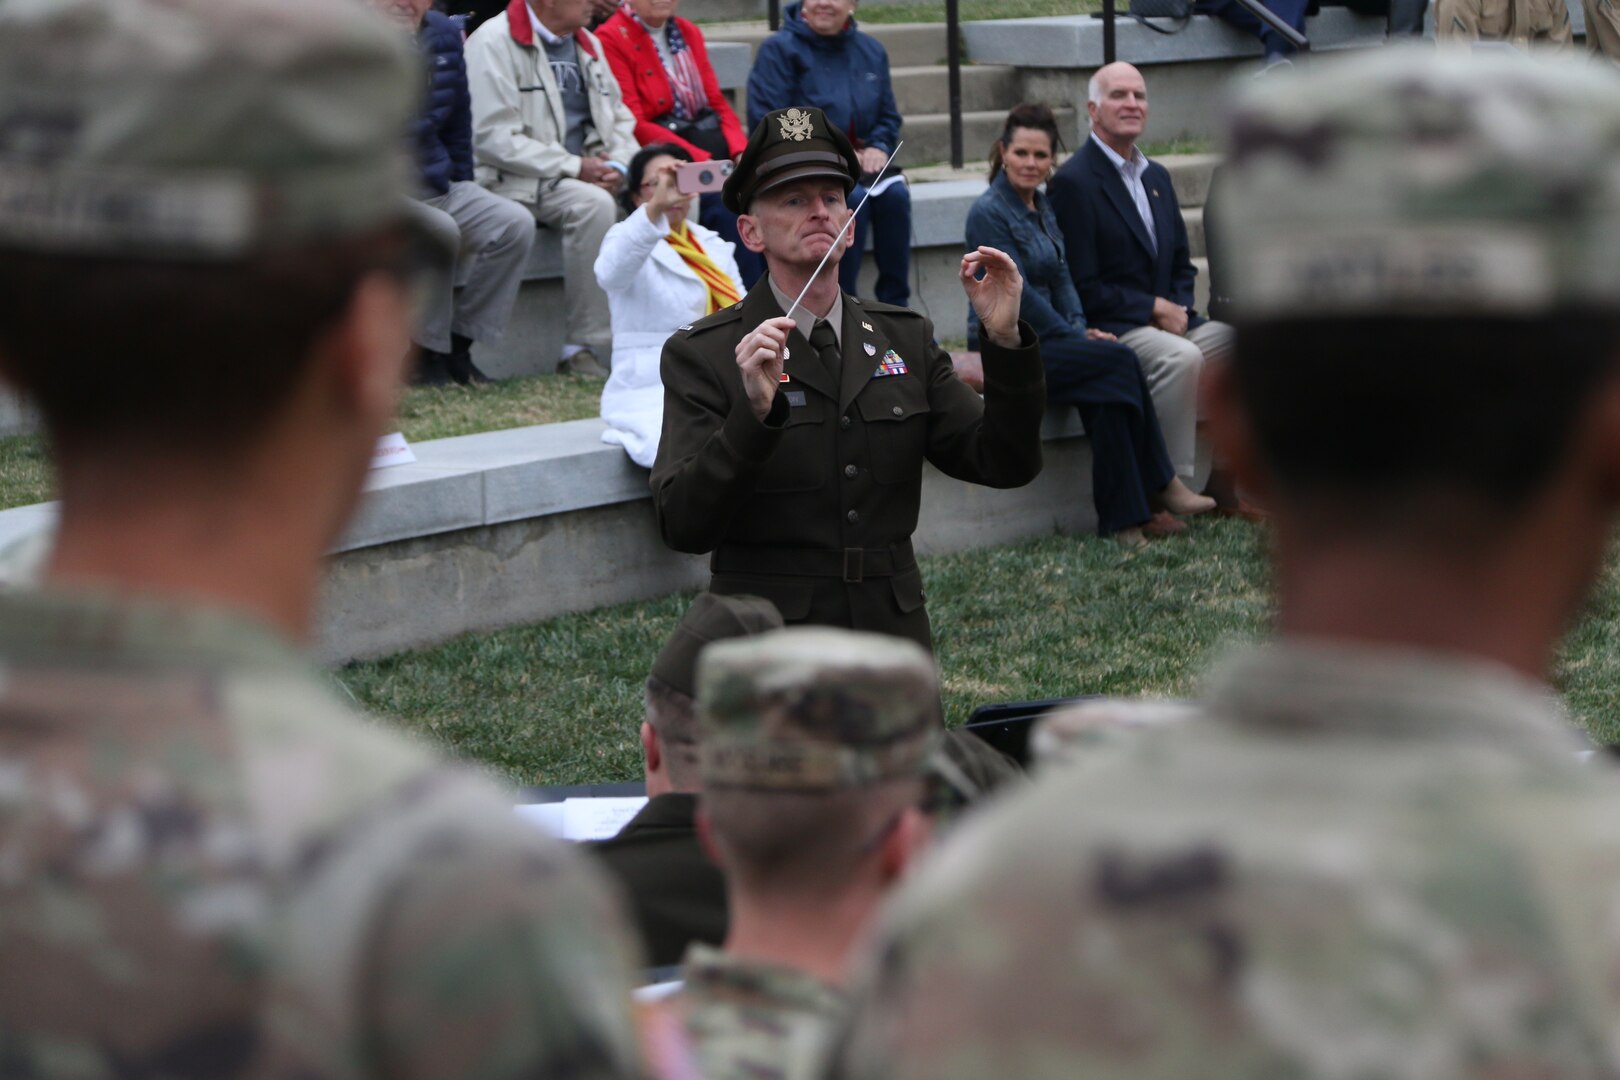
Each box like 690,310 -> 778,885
725,106 -> 862,278
0,0 -> 430,637
644,593 -> 785,796
1209,48 -> 1620,673
694,626 -> 938,984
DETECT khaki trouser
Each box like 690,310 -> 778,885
1118,320 -> 1233,480
1436,0 -> 1572,46
1584,0 -> 1620,60
410,182 -> 535,354
528,177 -> 618,352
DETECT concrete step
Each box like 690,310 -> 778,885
1185,205 -> 1205,260
1160,153 -> 1218,209
891,63 -> 1021,116
903,108 -> 1079,170
701,21 -> 949,68
908,153 -> 1217,210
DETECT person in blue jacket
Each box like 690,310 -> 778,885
747,0 -> 910,307
375,0 -> 536,385
966,105 -> 1214,546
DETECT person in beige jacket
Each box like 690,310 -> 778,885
467,0 -> 640,374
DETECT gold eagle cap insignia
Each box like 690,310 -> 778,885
778,108 -> 815,142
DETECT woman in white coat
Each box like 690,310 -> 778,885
594,143 -> 744,468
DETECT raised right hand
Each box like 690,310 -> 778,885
735,317 -> 796,421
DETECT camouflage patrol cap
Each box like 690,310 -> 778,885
0,0 -> 419,259
650,593 -> 785,699
696,627 -> 942,791
722,106 -> 860,214
1215,48 -> 1620,318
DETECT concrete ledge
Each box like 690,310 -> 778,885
0,410 -> 1160,662
964,9 -> 1388,69
705,41 -> 751,91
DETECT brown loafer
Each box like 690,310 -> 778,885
1142,512 -> 1187,537
1214,498 -> 1269,524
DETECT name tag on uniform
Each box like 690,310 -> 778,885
785,390 -> 807,407
872,349 -> 908,378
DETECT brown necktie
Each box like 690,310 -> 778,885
809,318 -> 840,382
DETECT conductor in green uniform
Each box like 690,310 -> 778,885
650,106 -> 1047,651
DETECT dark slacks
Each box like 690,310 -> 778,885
840,181 -> 912,307
1044,332 -> 1176,536
1197,0 -> 1310,58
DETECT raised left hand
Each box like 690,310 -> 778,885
960,246 -> 1023,349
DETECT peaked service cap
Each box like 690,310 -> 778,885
722,105 -> 860,214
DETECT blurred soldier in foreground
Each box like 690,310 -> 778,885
588,593 -> 784,968
829,49 -> 1620,1080
0,0 -> 644,1075
674,628 -> 938,1079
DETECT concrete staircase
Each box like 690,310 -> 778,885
699,20 -> 1076,168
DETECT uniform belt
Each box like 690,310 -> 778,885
710,540 -> 916,584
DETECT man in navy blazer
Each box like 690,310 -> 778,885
1049,61 -> 1234,490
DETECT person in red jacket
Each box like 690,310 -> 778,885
598,0 -> 755,281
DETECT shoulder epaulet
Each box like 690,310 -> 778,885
672,302 -> 747,339
850,296 -> 923,320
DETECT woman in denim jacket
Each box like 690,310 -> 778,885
966,104 -> 1214,546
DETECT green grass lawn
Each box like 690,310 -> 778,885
0,373 -> 605,512
337,519 -> 1273,787
0,434 -> 51,510
337,516 -> 1620,788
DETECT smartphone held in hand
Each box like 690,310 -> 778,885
675,159 -> 734,195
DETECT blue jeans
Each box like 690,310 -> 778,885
839,181 -> 912,306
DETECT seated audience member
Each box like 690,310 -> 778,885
828,51 -> 1620,1080
747,0 -> 910,305
967,104 -> 1214,547
587,593 -> 784,968
676,627 -> 939,1078
466,0 -> 640,377
375,0 -> 535,386
1051,62 -> 1252,516
597,0 -> 748,249
0,0 -> 647,1074
595,144 -> 743,467
1197,0 -> 1307,67
1436,0 -> 1571,45
442,0 -> 617,37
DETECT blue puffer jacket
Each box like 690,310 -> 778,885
746,2 -> 901,153
415,10 -> 474,196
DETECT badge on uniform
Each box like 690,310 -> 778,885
863,342 -> 876,356
872,349 -> 908,377
861,321 -> 875,332
779,371 -> 791,383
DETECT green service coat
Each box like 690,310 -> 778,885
650,278 -> 1047,650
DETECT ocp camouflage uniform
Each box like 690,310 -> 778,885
675,945 -> 848,1080
826,50 -> 1620,1080
0,588 -> 648,1079
830,644 -> 1620,1080
673,627 -> 941,1080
